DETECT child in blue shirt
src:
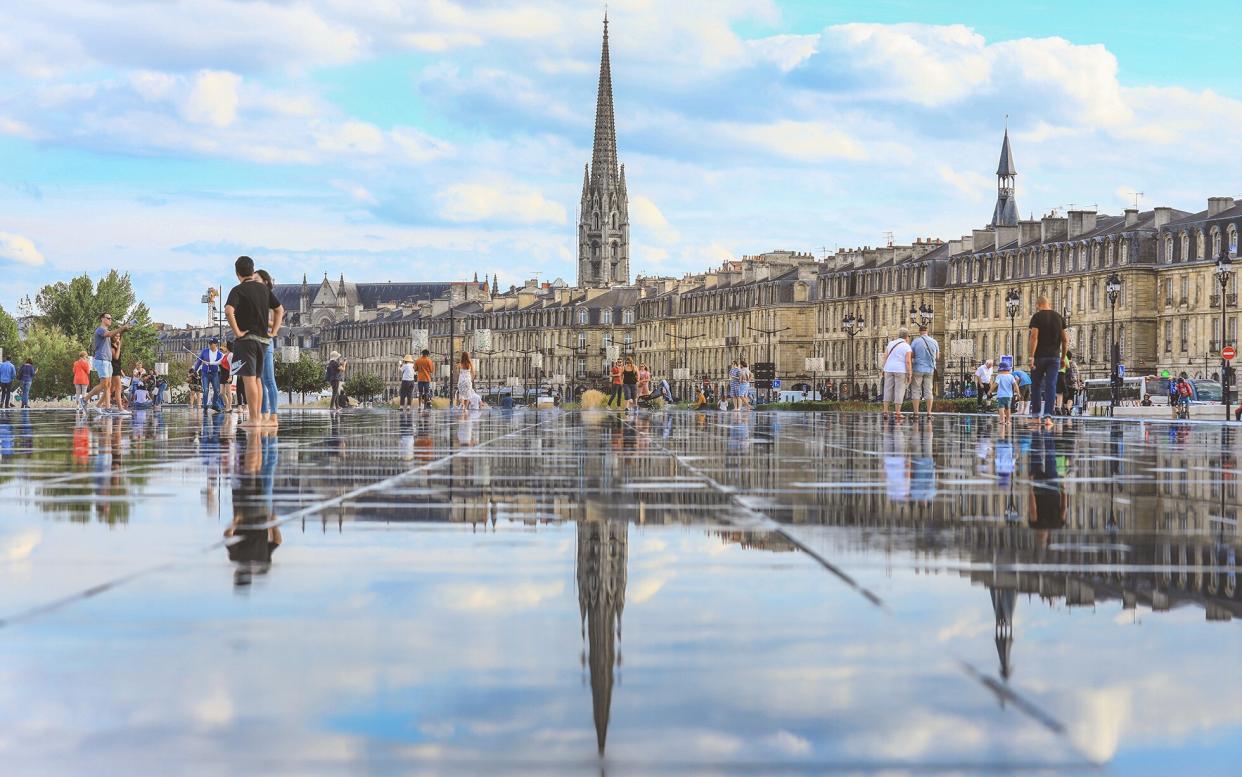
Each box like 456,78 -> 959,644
990,364 -> 1019,425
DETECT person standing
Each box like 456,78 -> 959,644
254,270 -> 282,425
198,337 -> 226,411
219,342 -> 234,413
973,359 -> 994,411
91,312 -> 132,413
738,359 -> 753,409
0,355 -> 15,408
110,333 -> 127,411
990,362 -> 1018,425
909,323 -> 939,419
73,351 -> 91,411
608,359 -> 624,408
17,358 -> 36,408
727,360 -> 741,410
1027,296 -> 1069,428
188,365 -> 203,410
224,256 -> 284,429
327,351 -> 346,410
880,327 -> 913,421
399,354 -> 417,410
1012,365 -> 1032,415
621,356 -> 639,411
414,349 -> 435,410
637,362 -> 652,399
456,352 -> 474,413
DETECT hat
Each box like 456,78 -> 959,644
329,351 -> 340,360
209,337 -> 220,344
402,354 -> 415,363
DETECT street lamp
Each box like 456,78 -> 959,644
1216,248 -> 1234,421
841,312 -> 865,400
1106,272 -> 1122,416
909,302 -> 933,327
747,325 -> 791,402
1004,289 -> 1020,366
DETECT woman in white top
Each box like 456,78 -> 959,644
881,327 -> 913,421
456,351 -> 474,413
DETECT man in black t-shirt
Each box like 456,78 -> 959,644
1026,296 -> 1068,426
225,255 -> 284,428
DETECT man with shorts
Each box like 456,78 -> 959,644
92,313 -> 132,413
224,255 -> 284,428
414,349 -> 435,409
909,323 -> 939,418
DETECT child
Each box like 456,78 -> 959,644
990,363 -> 1019,425
72,351 -> 91,411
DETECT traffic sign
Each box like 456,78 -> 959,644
1224,345 -> 1237,361
752,362 -> 775,379
772,379 -> 782,389
1118,364 -> 1125,378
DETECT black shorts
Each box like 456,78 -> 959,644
622,383 -> 637,400
231,339 -> 264,377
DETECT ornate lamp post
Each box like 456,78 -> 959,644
1216,248 -> 1234,421
841,312 -> 865,400
1105,272 -> 1122,416
1004,289 -> 1021,367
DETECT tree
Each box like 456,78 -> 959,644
14,323 -> 79,400
33,271 -> 158,369
344,373 -> 384,405
0,304 -> 18,361
276,352 -> 325,404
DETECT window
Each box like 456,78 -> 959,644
1212,228 -> 1222,258
1230,224 -> 1239,256
1164,321 -> 1173,353
601,309 -> 613,325
1120,241 -> 1129,264
1180,319 -> 1189,352
1180,276 -> 1189,304
1165,235 -> 1174,263
576,308 -> 588,325
1090,282 -> 1099,311
622,308 -> 635,325
1181,233 -> 1190,261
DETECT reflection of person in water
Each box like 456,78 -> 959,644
1027,429 -> 1067,533
225,431 -> 281,587
882,425 -> 910,501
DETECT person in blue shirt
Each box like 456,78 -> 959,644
197,338 -> 226,412
990,363 -> 1019,425
1011,367 -> 1032,415
908,324 -> 940,418
17,358 -> 36,407
0,356 -> 15,408
92,312 -> 133,413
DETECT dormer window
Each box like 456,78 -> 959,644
577,308 -> 588,325
622,308 -> 635,325
601,309 -> 613,325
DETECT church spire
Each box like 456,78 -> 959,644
577,16 -> 629,288
991,125 -> 1018,227
591,14 -> 618,185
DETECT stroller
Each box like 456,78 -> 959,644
637,379 -> 674,410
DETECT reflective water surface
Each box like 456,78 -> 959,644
1,408 -> 1240,775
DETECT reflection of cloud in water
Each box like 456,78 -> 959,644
763,729 -> 812,756
434,581 -> 564,612
629,574 -> 670,605
1067,686 -> 1131,764
2,528 -> 40,561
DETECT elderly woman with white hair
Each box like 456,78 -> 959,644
880,327 -> 913,421
327,350 -> 347,410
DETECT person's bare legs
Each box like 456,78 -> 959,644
239,376 -> 263,427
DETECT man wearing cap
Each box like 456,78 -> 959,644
92,312 -> 134,413
399,354 -> 417,410
198,337 -> 226,412
414,349 -> 435,410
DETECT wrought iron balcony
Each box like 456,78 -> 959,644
1209,293 -> 1239,308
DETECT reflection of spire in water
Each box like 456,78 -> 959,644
576,517 -> 628,756
990,586 -> 1016,682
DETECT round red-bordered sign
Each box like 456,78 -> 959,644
1224,345 -> 1237,361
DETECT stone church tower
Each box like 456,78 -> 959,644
991,127 -> 1019,228
578,16 -> 629,288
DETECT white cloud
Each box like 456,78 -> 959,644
331,180 -> 377,205
401,32 -> 482,52
0,116 -> 39,140
391,127 -> 455,164
436,182 -> 567,225
631,195 -> 680,244
937,164 -> 990,203
315,119 -> 385,154
0,232 -> 45,266
182,70 -> 241,127
721,120 -> 868,162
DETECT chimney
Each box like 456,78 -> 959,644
1208,197 -> 1236,217
972,228 -> 995,252
995,225 -> 1019,250
1124,208 -> 1139,227
1018,219 -> 1041,246
1067,210 -> 1097,238
1041,215 -> 1067,242
1153,207 -> 1173,228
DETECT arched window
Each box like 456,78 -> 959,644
576,308 -> 588,325
1165,235 -> 1175,263
1212,227 -> 1223,258
622,308 -> 635,325
1181,232 -> 1190,261
1120,240 -> 1129,264
1230,224 -> 1239,256
601,309 -> 613,325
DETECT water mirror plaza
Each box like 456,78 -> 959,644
1,407 -> 1240,776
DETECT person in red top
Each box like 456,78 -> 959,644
219,343 -> 234,413
608,359 -> 624,408
72,350 -> 91,412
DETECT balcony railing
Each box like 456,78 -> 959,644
725,336 -> 740,347
1209,293 -> 1239,308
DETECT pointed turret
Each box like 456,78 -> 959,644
577,17 -> 630,288
991,126 -> 1019,227
491,274 -> 499,296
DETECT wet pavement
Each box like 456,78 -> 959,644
1,407 -> 1240,775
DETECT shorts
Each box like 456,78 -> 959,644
231,338 -> 264,377
910,372 -> 934,401
738,382 -> 751,398
997,396 -> 1013,409
93,358 -> 113,379
622,383 -> 637,400
417,380 -> 431,398
882,372 -> 910,403
1056,373 -> 1067,394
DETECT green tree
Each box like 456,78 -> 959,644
276,352 -> 325,403
0,304 -> 18,361
14,323 -> 79,400
344,372 -> 384,405
33,271 -> 157,368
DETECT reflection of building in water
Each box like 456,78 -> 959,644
576,512 -> 627,756
712,530 -> 797,553
990,585 -> 1015,681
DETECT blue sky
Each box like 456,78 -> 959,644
1,0 -> 1241,326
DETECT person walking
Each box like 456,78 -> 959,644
327,351 -> 346,410
727,359 -> 741,410
73,351 -> 91,411
224,256 -> 284,429
880,327 -> 914,421
973,359 -> 994,411
990,362 -> 1018,426
187,365 -> 202,410
456,351 -> 474,413
621,356 -> 639,411
608,359 -> 624,408
90,312 -> 133,413
399,354 -> 417,410
414,349 -> 435,410
198,337 -> 226,412
1027,296 -> 1069,428
254,269 -> 282,426
17,358 -> 36,408
110,333 -> 127,411
909,323 -> 939,419
637,362 -> 651,400
738,359 -> 753,409
0,355 -> 15,408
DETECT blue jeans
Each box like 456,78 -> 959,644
20,379 -> 32,407
1030,357 -> 1060,419
202,370 -> 222,411
261,342 -> 278,415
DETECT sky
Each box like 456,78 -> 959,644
1,0 -> 1241,326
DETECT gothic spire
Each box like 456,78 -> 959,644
590,15 -> 618,186
997,127 -> 1016,177
991,126 -> 1018,227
